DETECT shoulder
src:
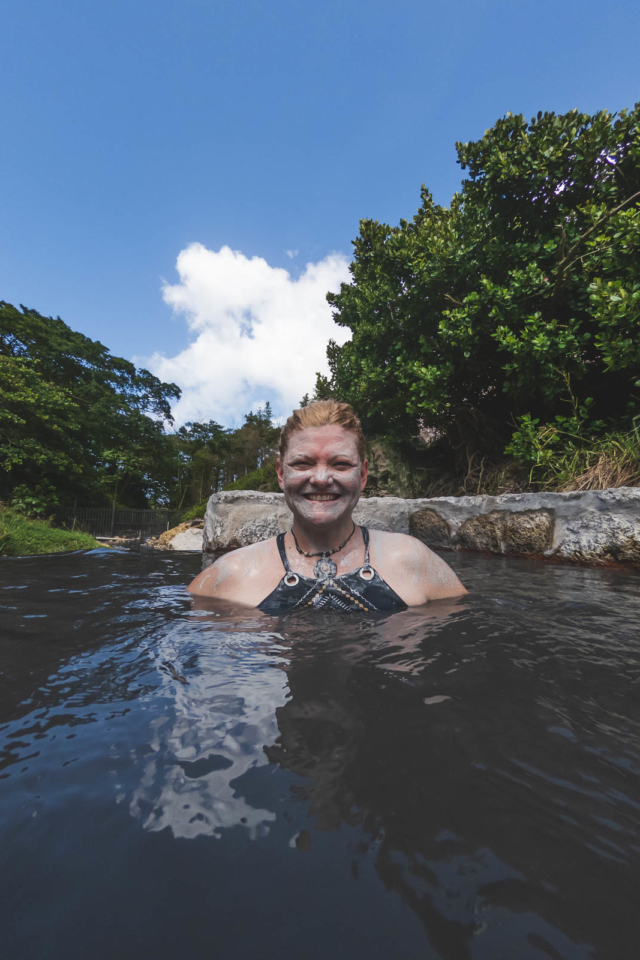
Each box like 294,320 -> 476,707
368,529 -> 434,565
368,529 -> 467,603
187,536 -> 281,603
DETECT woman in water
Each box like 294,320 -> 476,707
187,400 -> 466,611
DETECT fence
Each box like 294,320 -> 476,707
54,506 -> 182,539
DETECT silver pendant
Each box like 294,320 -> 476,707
314,557 -> 337,580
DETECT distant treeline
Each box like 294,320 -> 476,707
0,300 -> 279,517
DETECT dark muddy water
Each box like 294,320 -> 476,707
1,548 -> 640,960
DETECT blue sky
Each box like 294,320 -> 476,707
1,0 -> 639,423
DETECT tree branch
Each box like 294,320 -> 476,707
560,188 -> 640,268
551,188 -> 640,303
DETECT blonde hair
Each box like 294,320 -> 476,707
279,400 -> 366,461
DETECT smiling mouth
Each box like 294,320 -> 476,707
304,493 -> 340,501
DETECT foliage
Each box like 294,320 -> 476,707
319,104 -> 640,480
0,302 -> 180,509
164,419 -> 229,511
181,499 -> 210,522
164,404 -> 280,511
0,297 -> 282,513
222,462 -> 279,492
505,414 -> 640,489
364,438 -> 436,498
0,508 -> 100,556
9,483 -> 54,518
227,405 -> 280,478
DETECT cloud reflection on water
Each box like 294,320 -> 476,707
129,626 -> 290,840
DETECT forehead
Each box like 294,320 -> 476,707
285,425 -> 360,458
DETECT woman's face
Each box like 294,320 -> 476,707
277,425 -> 368,527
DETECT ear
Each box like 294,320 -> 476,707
276,458 -> 285,490
360,458 -> 369,492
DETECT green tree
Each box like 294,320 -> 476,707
0,302 -> 180,507
320,105 -> 640,471
227,405 -> 279,482
165,420 -> 228,509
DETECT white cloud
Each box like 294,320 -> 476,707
144,243 -> 351,426
285,249 -> 299,259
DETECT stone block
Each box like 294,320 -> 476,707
456,512 -> 505,553
503,510 -> 554,555
204,491 -> 292,552
409,508 -> 452,548
554,514 -> 640,565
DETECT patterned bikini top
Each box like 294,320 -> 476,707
258,526 -> 407,614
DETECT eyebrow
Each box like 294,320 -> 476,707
287,452 -> 357,461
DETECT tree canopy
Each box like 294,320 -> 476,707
0,301 -> 180,508
165,406 -> 280,512
0,300 -> 281,513
319,105 -> 640,478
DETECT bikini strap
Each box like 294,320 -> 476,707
276,533 -> 291,572
361,525 -> 371,566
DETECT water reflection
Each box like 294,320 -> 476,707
129,622 -> 291,839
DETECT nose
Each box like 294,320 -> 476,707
309,465 -> 333,485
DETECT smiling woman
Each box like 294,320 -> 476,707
187,401 -> 466,611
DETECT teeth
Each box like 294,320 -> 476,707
306,494 -> 338,501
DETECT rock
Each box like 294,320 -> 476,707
503,510 -> 554,555
201,487 -> 640,567
169,528 -> 204,551
408,488 -> 640,565
144,520 -> 204,551
204,491 -> 292,552
553,512 -> 640,565
456,512 -> 505,553
451,509 -> 555,555
352,496 -> 411,533
409,509 -> 452,549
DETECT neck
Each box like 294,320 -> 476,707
291,516 -> 356,554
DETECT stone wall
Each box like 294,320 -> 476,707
203,488 -> 640,566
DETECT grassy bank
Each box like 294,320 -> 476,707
0,509 -> 101,556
